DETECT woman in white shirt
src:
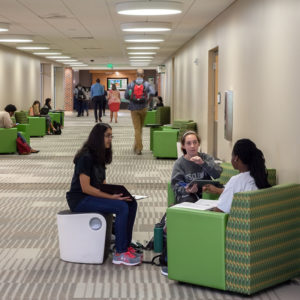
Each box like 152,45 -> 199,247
203,138 -> 271,213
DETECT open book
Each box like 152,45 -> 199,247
173,199 -> 217,211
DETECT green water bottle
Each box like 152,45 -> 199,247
154,223 -> 164,253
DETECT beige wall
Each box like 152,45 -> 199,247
163,0 -> 300,184
0,44 -> 40,110
54,67 -> 64,110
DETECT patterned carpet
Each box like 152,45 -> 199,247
0,111 -> 299,299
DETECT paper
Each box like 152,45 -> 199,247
173,199 -> 217,211
132,195 -> 148,200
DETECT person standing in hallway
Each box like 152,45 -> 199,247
108,84 -> 121,123
125,69 -> 155,155
91,78 -> 105,123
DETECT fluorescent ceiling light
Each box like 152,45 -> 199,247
129,56 -> 153,59
127,46 -> 160,50
0,23 -> 9,32
128,52 -> 156,55
116,1 -> 183,16
34,52 -> 62,55
71,65 -> 88,67
130,60 -> 152,62
56,59 -> 78,62
0,35 -> 33,43
16,44 -> 50,50
121,22 -> 171,32
46,56 -> 70,59
124,35 -> 164,43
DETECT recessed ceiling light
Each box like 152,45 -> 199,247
34,52 -> 62,55
129,56 -> 153,59
121,22 -> 171,32
16,44 -> 50,50
130,59 -> 152,62
46,56 -> 70,59
124,35 -> 164,43
0,35 -> 33,43
0,23 -> 9,32
116,1 -> 183,16
128,52 -> 156,55
127,46 -> 160,50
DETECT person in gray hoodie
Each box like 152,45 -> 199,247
171,131 -> 222,204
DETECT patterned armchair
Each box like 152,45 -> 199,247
167,183 -> 300,295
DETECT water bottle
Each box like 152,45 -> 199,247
154,223 -> 164,253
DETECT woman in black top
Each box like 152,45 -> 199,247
66,123 -> 141,266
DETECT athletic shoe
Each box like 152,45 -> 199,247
112,251 -> 141,266
161,266 -> 168,276
128,246 -> 143,259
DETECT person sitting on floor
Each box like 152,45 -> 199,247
0,104 -> 39,154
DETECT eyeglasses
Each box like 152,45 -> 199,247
104,134 -> 114,139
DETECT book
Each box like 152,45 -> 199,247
173,199 -> 217,211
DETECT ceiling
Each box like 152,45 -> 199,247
0,0 -> 235,69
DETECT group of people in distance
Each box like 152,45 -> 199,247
66,120 -> 270,267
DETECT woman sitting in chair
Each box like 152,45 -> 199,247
66,123 -> 141,266
203,138 -> 271,213
171,131 -> 222,204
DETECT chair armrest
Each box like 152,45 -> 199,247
167,207 -> 228,290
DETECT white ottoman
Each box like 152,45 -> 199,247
57,210 -> 112,264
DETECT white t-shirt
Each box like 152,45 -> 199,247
217,171 -> 258,213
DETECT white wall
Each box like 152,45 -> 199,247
0,44 -> 40,110
163,0 -> 300,184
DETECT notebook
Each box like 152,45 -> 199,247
98,184 -> 135,201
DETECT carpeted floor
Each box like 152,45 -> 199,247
0,110 -> 299,300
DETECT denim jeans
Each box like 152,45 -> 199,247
73,196 -> 137,253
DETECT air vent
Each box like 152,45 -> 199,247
72,37 -> 94,40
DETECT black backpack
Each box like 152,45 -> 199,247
52,121 -> 62,135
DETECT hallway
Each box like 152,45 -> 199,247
0,111 -> 299,299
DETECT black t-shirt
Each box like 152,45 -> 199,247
66,152 -> 106,210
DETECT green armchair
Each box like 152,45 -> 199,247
167,183 -> 300,295
28,117 -> 46,137
48,112 -> 61,124
0,128 -> 17,153
144,110 -> 157,126
152,128 -> 179,158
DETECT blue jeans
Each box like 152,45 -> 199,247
73,196 -> 137,253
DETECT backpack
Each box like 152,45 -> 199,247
40,106 -> 49,115
52,121 -> 62,135
130,81 -> 147,104
16,136 -> 31,154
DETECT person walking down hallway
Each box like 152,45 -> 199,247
91,78 -> 105,123
125,69 -> 155,155
108,84 -> 121,123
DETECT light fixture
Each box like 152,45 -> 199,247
128,52 -> 156,55
116,1 -> 183,16
0,35 -> 33,43
16,44 -> 50,50
56,59 -> 78,62
121,22 -> 171,32
130,59 -> 152,61
124,35 -> 164,43
34,52 -> 62,55
127,46 -> 160,50
46,56 -> 70,59
129,56 -> 153,59
0,23 -> 9,32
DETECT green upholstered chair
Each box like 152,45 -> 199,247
48,112 -> 61,124
28,117 -> 46,137
0,128 -> 17,153
144,110 -> 157,126
167,183 -> 300,295
155,106 -> 170,125
152,128 -> 179,158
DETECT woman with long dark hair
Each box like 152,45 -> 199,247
203,138 -> 271,213
66,123 -> 141,266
